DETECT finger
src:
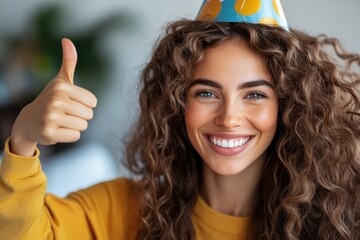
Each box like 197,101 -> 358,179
57,115 -> 89,131
52,128 -> 81,143
59,38 -> 77,84
56,98 -> 94,120
67,85 -> 98,108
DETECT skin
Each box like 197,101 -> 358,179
185,39 -> 278,216
10,39 -> 97,157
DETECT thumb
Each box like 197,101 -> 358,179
59,38 -> 77,84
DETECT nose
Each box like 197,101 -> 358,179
214,101 -> 244,129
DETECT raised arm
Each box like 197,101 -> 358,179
0,39 -> 100,239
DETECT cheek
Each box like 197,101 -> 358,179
184,101 -> 202,133
185,100 -> 215,141
249,104 -> 278,133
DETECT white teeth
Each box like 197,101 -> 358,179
209,136 -> 250,148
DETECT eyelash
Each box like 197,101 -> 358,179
245,91 -> 268,100
194,89 -> 218,99
194,89 -> 268,100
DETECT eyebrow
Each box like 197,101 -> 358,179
189,78 -> 273,90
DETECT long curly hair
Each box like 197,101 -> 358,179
125,20 -> 360,239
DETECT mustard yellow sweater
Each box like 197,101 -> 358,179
0,139 -> 251,239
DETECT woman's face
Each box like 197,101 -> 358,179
185,39 -> 278,176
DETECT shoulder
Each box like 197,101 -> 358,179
66,178 -> 141,235
69,178 -> 136,201
68,178 -> 139,215
82,177 -> 136,196
45,178 -> 141,238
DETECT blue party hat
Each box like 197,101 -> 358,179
196,0 -> 288,30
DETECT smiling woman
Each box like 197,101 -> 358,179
126,20 -> 360,239
1,18 -> 360,240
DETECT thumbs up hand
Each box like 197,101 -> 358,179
10,39 -> 97,157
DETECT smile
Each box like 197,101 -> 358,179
208,135 -> 251,148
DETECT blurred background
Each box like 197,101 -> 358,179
0,0 -> 359,196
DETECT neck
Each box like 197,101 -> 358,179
200,156 -> 265,217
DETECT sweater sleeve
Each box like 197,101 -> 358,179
0,139 -> 140,240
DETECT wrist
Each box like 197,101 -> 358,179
10,132 -> 37,157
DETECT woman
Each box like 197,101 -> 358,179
1,20 -> 359,239
127,20 -> 360,239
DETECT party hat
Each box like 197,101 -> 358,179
196,0 -> 288,30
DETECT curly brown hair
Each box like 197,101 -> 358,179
125,20 -> 360,239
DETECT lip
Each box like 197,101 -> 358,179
205,132 -> 253,139
205,133 -> 254,156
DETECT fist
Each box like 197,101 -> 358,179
11,39 -> 97,156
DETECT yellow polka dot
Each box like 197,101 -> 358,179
258,17 -> 279,26
198,0 -> 222,20
234,0 -> 261,16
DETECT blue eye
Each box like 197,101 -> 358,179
246,91 -> 267,100
196,90 -> 217,99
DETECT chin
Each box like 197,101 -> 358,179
206,161 -> 251,176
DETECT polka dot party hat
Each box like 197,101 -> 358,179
196,0 -> 288,30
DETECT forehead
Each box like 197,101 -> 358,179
192,39 -> 271,84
